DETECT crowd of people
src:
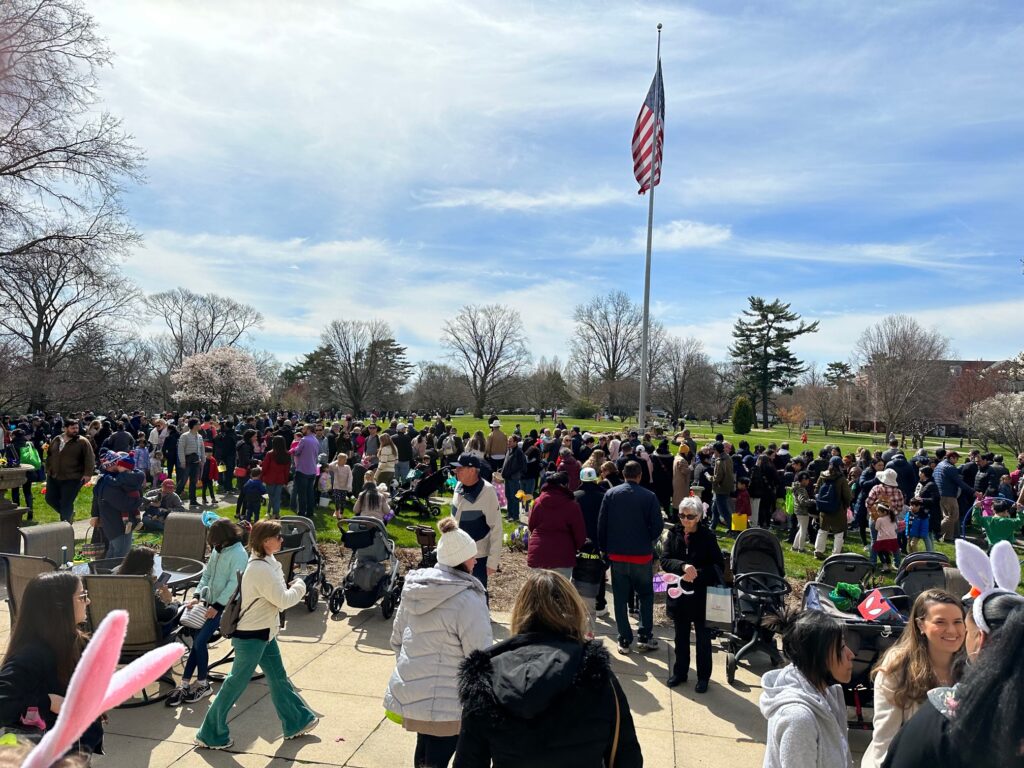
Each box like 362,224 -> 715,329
1,406 -> 1023,767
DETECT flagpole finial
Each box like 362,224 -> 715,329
657,23 -> 662,30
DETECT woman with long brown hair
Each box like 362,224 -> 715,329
862,589 -> 966,768
455,571 -> 642,768
0,572 -> 103,754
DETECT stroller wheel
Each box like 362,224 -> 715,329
328,589 -> 344,615
320,580 -> 333,597
381,594 -> 395,620
726,653 -> 737,684
305,588 -> 320,612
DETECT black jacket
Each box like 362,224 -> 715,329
573,483 -> 606,543
0,644 -> 104,752
881,696 -> 957,768
659,523 -> 725,620
456,634 -> 642,768
887,456 -> 917,503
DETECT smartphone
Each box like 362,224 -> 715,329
155,572 -> 171,591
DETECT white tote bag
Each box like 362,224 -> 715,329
705,586 -> 734,630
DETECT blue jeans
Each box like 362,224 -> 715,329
394,461 -> 410,485
106,531 -> 133,561
293,472 -> 315,518
711,494 -> 731,529
183,611 -> 222,680
196,637 -> 315,747
267,484 -> 283,518
505,477 -> 524,521
610,560 -> 654,645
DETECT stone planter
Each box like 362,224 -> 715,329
0,467 -> 30,553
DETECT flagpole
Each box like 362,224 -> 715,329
637,23 -> 661,435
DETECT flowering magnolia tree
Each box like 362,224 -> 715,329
171,347 -> 270,414
970,392 -> 1024,455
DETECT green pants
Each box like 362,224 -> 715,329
196,637 -> 315,747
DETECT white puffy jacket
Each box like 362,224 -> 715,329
383,564 -> 492,724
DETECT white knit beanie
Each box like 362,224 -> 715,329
436,518 -> 478,567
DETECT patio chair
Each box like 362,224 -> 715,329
161,513 -> 208,562
83,574 -> 180,706
20,522 -> 75,568
1,553 -> 57,625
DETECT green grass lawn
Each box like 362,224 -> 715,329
22,483 -> 514,550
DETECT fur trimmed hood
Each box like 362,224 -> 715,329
459,633 -> 611,720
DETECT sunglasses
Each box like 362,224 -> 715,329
679,514 -> 700,521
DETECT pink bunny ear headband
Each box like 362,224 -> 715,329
22,610 -> 184,768
955,539 -> 1022,634
660,573 -> 694,599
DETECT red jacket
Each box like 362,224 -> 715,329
261,453 -> 291,486
527,484 -> 587,569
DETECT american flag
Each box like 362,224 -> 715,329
632,60 -> 664,195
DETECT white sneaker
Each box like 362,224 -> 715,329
636,638 -> 660,652
595,608 -> 610,618
286,717 -> 320,740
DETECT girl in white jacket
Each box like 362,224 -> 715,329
384,517 -> 492,768
195,519 -> 318,750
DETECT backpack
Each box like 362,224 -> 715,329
815,478 -> 839,514
219,565 -> 261,639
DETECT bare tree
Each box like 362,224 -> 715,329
149,288 -> 263,368
442,304 -> 531,418
972,393 -> 1024,455
409,362 -> 472,415
520,357 -> 571,413
322,319 -> 412,416
657,336 -> 712,421
855,315 -> 951,435
798,363 -> 842,435
570,291 -> 645,416
0,243 -> 138,411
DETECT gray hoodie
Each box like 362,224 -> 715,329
383,565 -> 493,725
760,664 -> 852,768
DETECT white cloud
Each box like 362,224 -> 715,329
580,219 -> 732,255
414,186 -> 623,212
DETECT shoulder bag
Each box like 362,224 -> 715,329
606,676 -> 621,768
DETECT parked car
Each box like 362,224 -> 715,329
454,407 -> 465,416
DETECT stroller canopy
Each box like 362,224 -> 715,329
731,528 -> 786,577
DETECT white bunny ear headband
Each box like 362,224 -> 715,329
955,539 -> 1022,634
21,610 -> 184,768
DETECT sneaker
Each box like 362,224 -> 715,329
617,641 -> 632,655
595,607 -> 609,618
285,717 -> 320,740
194,737 -> 233,750
814,551 -> 826,560
184,681 -> 213,703
166,684 -> 190,707
636,638 -> 660,652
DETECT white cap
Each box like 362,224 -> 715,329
580,467 -> 599,483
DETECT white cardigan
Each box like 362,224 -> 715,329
235,555 -> 306,639
861,670 -> 920,768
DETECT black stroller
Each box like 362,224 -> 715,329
723,528 -> 791,684
894,551 -> 954,602
802,581 -> 910,727
390,466 -> 448,518
815,552 -> 874,588
328,516 -> 403,619
405,524 -> 438,569
279,515 -> 331,611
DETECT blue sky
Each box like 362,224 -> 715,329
91,0 -> 1023,366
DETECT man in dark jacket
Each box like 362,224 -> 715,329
886,453 -> 917,508
45,421 -> 96,522
575,467 -> 608,615
501,435 -> 528,523
597,461 -> 663,655
934,451 -> 977,542
102,421 -> 135,452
